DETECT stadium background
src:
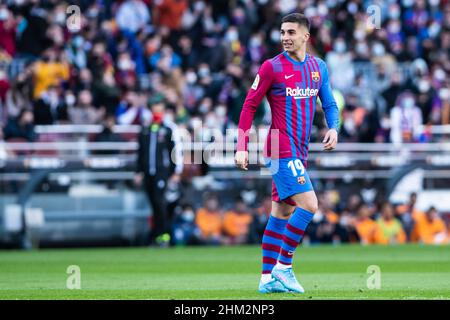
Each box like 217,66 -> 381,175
1,0 -> 449,247
0,0 -> 449,300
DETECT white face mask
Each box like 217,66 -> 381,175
215,106 -> 227,117
249,37 -> 261,48
190,117 -> 202,130
270,29 -> 279,43
0,8 -> 9,20
372,43 -> 385,56
418,80 -> 430,93
226,30 -> 239,42
186,72 -> 197,84
205,114 -> 215,126
403,97 -> 415,109
356,42 -> 368,55
55,11 -> 66,25
433,69 -> 446,82
334,41 -> 346,53
65,94 -> 76,106
354,29 -> 365,41
429,0 -> 440,7
389,9 -> 400,20
198,67 -> 210,78
118,59 -> 134,71
182,210 -> 195,222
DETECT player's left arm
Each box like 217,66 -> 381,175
318,60 -> 340,151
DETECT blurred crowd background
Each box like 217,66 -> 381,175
0,0 -> 449,247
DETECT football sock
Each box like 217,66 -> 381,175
261,215 -> 288,282
276,207 -> 314,268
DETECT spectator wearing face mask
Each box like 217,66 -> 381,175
390,92 -> 423,144
325,37 -> 354,93
171,204 -> 200,246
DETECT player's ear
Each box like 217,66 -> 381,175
304,32 -> 310,42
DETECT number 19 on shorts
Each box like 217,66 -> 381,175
287,159 -> 305,177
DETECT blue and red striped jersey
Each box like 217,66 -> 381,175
237,51 -> 340,160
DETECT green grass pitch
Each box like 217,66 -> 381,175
0,244 -> 449,299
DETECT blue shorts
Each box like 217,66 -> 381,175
265,157 -> 314,202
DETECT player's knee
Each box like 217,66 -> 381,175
272,211 -> 291,219
307,202 -> 319,214
297,200 -> 318,214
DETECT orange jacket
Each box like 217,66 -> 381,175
195,208 -> 222,238
355,218 -> 379,244
222,211 -> 253,238
411,214 -> 447,244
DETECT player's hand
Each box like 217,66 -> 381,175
322,128 -> 338,151
235,151 -> 249,170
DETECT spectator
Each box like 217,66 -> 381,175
115,0 -> 151,34
354,204 -> 379,245
309,193 -> 340,244
4,108 -> 35,142
116,90 -> 151,126
195,193 -> 224,245
32,49 -> 70,100
396,192 -> 424,241
375,202 -> 407,244
153,0 -> 189,31
16,0 -> 52,58
92,72 -> 121,116
172,203 -> 200,246
390,91 -> 423,144
0,5 -> 16,57
93,115 -> 125,155
222,197 -> 253,245
249,196 -> 271,244
149,44 -> 182,74
69,90 -> 105,125
411,206 -> 448,244
33,85 -> 67,125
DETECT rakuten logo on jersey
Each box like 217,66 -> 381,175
286,87 -> 319,99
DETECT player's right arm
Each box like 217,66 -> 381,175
235,60 -> 274,170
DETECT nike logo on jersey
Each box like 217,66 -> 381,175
284,74 -> 294,79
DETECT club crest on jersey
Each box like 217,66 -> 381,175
251,74 -> 260,90
311,71 -> 320,82
297,176 -> 306,185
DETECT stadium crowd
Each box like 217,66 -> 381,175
170,191 -> 450,246
0,0 -> 449,246
0,0 -> 449,145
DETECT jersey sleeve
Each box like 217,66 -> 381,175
318,60 -> 340,132
236,60 -> 274,152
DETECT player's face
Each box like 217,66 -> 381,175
280,22 -> 309,53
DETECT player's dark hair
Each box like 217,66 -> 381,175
281,13 -> 310,31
